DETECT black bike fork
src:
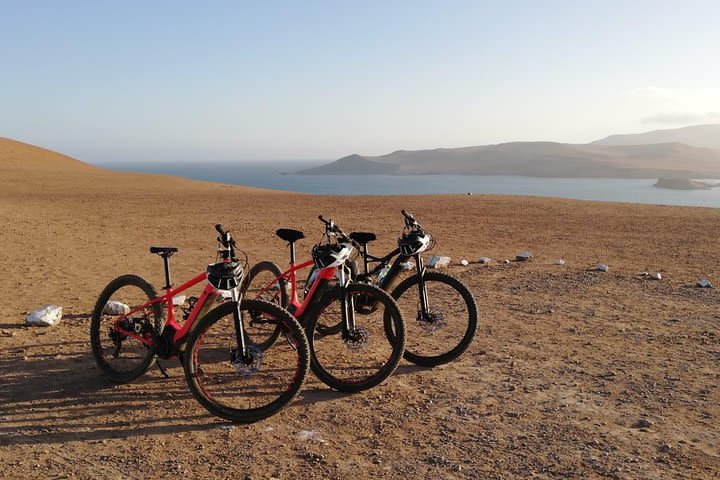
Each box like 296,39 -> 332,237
415,254 -> 430,314
231,288 -> 248,357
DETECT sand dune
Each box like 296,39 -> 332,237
0,139 -> 718,479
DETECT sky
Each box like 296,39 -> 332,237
1,1 -> 719,164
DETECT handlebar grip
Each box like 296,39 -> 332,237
215,224 -> 226,235
318,215 -> 330,225
401,209 -> 414,220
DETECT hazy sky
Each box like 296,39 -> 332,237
2,1 -> 719,163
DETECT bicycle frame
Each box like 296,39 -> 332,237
110,272 -> 222,349
256,259 -> 336,319
357,247 -> 430,315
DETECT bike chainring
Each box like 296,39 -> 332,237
343,325 -> 369,351
416,307 -> 446,333
231,345 -> 264,376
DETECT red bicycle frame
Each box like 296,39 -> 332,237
256,259 -> 335,319
111,271 -> 223,347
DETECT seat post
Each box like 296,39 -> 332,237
289,241 -> 296,264
363,244 -> 369,274
162,256 -> 172,290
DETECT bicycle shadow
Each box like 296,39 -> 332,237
0,338 -> 222,447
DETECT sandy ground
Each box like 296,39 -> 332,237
0,138 -> 718,479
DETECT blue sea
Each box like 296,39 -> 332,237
102,161 -> 720,208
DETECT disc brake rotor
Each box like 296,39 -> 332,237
417,307 -> 446,333
231,345 -> 264,376
343,325 -> 369,351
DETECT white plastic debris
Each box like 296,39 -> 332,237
460,259 -> 469,266
400,262 -> 415,270
554,259 -> 565,266
26,305 -> 63,327
596,263 -> 609,272
479,256 -> 492,264
172,295 -> 186,306
427,256 -> 451,269
516,251 -> 533,261
297,429 -> 328,444
697,279 -> 713,288
103,301 -> 130,316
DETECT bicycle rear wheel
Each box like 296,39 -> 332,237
306,283 -> 404,393
389,271 -> 477,366
183,299 -> 309,423
90,275 -> 163,383
240,261 -> 286,349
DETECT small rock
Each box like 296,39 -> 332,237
596,263 -> 609,272
516,251 -> 533,262
172,295 -> 187,306
554,259 -> 565,265
632,418 -> 653,429
658,443 -> 672,453
696,279 -> 713,288
400,262 -> 415,270
501,259 -> 511,264
460,259 -> 469,266
653,272 -> 662,280
478,256 -> 492,264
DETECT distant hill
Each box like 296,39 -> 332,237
592,124 -> 720,149
301,124 -> 720,178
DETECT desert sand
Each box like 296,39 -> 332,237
0,138 -> 718,479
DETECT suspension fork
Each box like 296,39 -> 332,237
415,254 -> 430,314
230,288 -> 249,358
339,266 -> 356,333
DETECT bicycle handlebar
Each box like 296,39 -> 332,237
401,210 -> 422,229
318,215 -> 360,248
214,223 -> 236,252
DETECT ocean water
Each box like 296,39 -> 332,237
102,161 -> 720,208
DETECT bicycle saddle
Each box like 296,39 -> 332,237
276,228 -> 305,243
150,246 -> 179,256
349,232 -> 377,245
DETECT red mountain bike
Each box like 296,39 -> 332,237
90,225 -> 310,423
241,215 -> 405,393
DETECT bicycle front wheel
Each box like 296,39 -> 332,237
306,283 -> 405,393
390,271 -> 477,366
183,299 -> 309,423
